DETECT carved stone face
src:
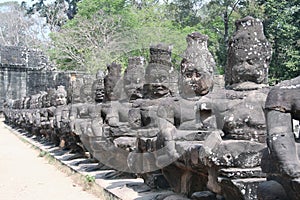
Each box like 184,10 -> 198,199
55,93 -> 67,106
124,74 -> 144,100
231,55 -> 267,84
55,86 -> 67,106
179,32 -> 215,98
180,61 -> 213,98
29,94 -> 40,109
72,79 -> 84,104
226,16 -> 272,86
43,89 -> 56,107
42,93 -> 50,108
92,80 -> 105,103
144,64 -> 173,99
80,82 -> 94,103
123,57 -> 145,100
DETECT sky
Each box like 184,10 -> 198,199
0,0 -> 54,6
0,0 -> 27,4
0,0 -> 33,6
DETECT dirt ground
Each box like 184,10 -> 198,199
0,119 -> 102,200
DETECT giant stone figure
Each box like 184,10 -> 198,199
152,32 -> 218,195
226,16 -> 272,90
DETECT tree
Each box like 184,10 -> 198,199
49,10 -> 128,72
200,0 -> 243,71
22,0 -> 81,31
165,0 -> 204,28
0,1 -> 49,47
50,0 -> 188,72
261,0 -> 300,82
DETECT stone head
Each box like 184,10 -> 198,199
12,99 -> 22,109
20,96 -> 27,109
54,86 -> 67,106
104,62 -> 122,101
24,96 -> 31,109
92,78 -> 105,103
80,80 -> 94,103
71,78 -> 84,104
38,91 -> 47,108
226,16 -> 272,86
123,56 -> 145,100
143,44 -> 177,99
179,32 -> 215,98
42,88 -> 56,107
29,94 -> 40,109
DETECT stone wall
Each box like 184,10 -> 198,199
0,45 -> 85,108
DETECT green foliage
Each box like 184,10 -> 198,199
50,0 -> 188,72
76,0 -> 127,18
38,150 -> 48,157
261,0 -> 299,82
38,0 -> 299,81
165,0 -> 203,28
84,174 -> 95,183
200,0 -> 244,72
49,10 -> 129,72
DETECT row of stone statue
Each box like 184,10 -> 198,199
2,16 -> 300,200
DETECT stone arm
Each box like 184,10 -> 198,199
105,102 -> 129,127
265,76 -> 300,177
33,109 -> 41,127
156,99 -> 175,125
266,109 -> 300,177
68,105 -> 79,132
47,106 -> 56,129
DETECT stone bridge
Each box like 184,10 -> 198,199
2,16 -> 300,200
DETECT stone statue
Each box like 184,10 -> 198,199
52,85 -> 68,146
39,88 -> 56,143
226,16 -> 272,90
91,58 -> 145,178
72,72 -> 107,170
151,33 -> 218,194
260,76 -> 300,200
104,62 -> 122,102
193,17 -> 272,199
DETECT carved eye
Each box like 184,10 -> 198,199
185,72 -> 193,78
246,59 -> 253,65
195,72 -> 202,78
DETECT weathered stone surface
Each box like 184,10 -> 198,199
261,76 -> 300,200
265,76 -> 300,119
6,23 -> 300,200
180,32 -> 215,97
219,167 -> 265,179
226,16 -> 272,88
257,180 -> 288,200
191,191 -> 218,200
207,140 -> 266,168
104,62 -> 122,102
123,56 -> 145,101
219,177 -> 266,200
143,43 -> 178,98
163,194 -> 191,200
199,88 -> 269,142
